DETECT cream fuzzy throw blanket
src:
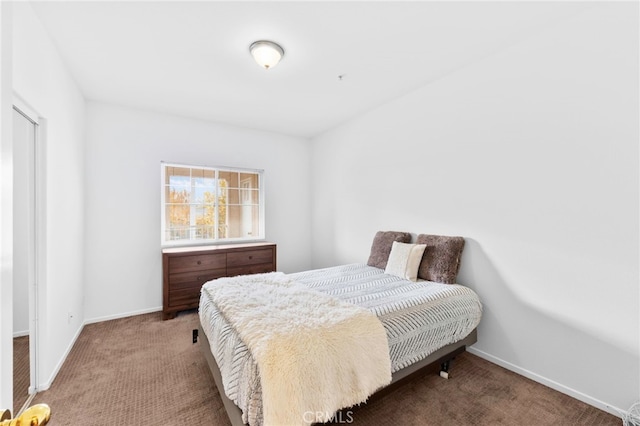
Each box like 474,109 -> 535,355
202,272 -> 391,426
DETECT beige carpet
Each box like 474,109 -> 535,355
13,335 -> 30,412
32,311 -> 619,425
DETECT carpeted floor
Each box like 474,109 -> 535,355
32,311 -> 620,425
13,335 -> 30,412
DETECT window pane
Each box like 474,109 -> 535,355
227,189 -> 239,205
240,173 -> 259,189
165,227 -> 190,241
165,204 -> 191,241
166,205 -> 190,227
192,168 -> 214,179
193,187 -> 216,205
195,225 -> 215,240
227,191 -> 258,205
165,167 -> 190,185
219,171 -> 239,188
166,186 -> 191,204
240,189 -> 259,204
192,168 -> 215,199
193,177 -> 216,189
249,206 -> 261,237
195,204 -> 216,227
226,205 -> 260,238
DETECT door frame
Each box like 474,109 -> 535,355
12,94 -> 45,398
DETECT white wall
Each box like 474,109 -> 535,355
83,102 -> 311,322
0,0 -> 14,411
12,2 -> 86,390
311,3 -> 638,415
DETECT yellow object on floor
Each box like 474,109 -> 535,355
0,404 -> 50,426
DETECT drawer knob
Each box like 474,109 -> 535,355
249,256 -> 253,259
197,261 -> 201,265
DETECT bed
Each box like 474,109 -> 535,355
198,232 -> 482,426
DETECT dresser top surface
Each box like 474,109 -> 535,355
162,241 -> 275,255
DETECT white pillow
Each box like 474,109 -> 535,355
384,241 -> 427,282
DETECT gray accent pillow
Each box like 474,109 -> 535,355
366,231 -> 412,269
416,234 -> 465,284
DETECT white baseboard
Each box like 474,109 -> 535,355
467,346 -> 625,419
84,306 -> 162,325
37,322 -> 84,392
13,330 -> 29,338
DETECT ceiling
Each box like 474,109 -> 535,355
30,1 -> 590,138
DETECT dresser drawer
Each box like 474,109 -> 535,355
169,253 -> 226,274
168,287 -> 201,308
169,268 -> 227,289
227,263 -> 275,277
227,248 -> 274,267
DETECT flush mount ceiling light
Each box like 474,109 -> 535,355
250,40 -> 284,70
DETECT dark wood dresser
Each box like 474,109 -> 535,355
162,242 -> 277,320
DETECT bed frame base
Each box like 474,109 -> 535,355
198,324 -> 477,426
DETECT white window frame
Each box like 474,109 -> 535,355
161,162 -> 265,247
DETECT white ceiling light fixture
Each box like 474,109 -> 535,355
250,40 -> 284,70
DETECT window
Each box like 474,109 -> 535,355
161,163 -> 264,245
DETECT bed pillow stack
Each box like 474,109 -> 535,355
367,231 -> 465,284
